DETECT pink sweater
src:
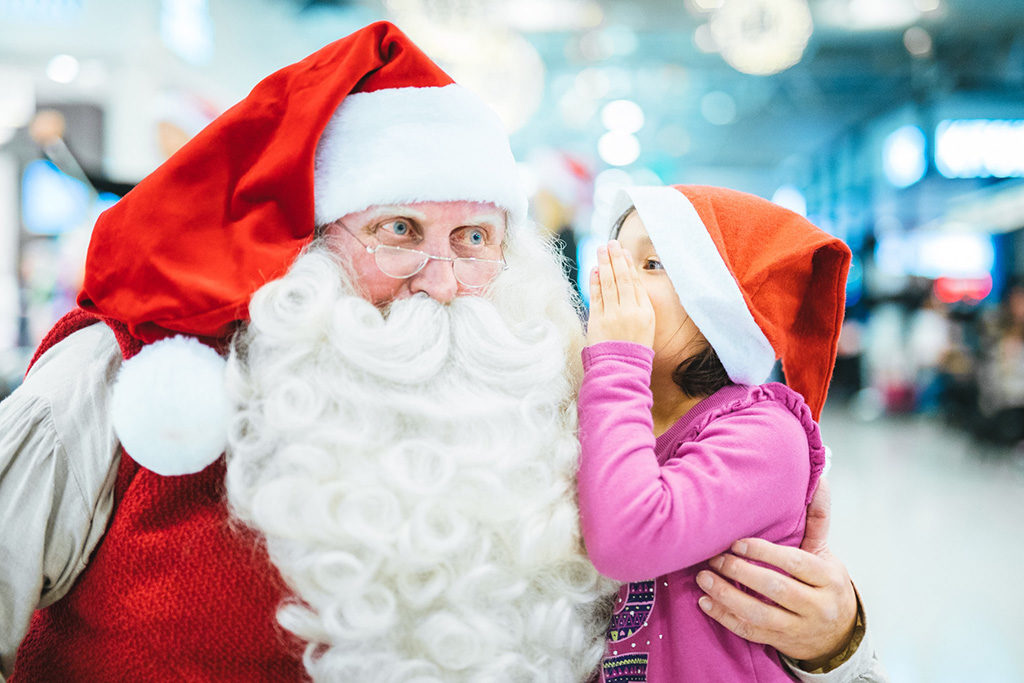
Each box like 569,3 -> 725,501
578,341 -> 826,682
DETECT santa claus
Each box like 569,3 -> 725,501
1,21 -> 881,683
6,22 -> 613,682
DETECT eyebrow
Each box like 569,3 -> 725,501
363,206 -> 503,229
465,212 -> 503,229
363,205 -> 428,222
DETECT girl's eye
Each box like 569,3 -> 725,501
643,258 -> 663,270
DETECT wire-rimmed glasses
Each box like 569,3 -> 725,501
336,220 -> 508,289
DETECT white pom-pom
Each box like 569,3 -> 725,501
111,336 -> 230,476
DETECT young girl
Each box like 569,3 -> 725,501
577,184 -> 851,681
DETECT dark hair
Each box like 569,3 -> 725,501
672,344 -> 732,398
610,206 -> 635,239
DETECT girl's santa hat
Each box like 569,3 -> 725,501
609,185 -> 851,420
90,22 -> 526,475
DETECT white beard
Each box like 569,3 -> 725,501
224,229 -> 616,682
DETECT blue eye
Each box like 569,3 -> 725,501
455,227 -> 487,248
644,258 -> 663,270
389,220 -> 410,236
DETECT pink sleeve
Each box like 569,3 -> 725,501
577,341 -> 810,582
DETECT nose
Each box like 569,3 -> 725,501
408,256 -> 459,303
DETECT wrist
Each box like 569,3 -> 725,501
795,587 -> 863,673
582,340 -> 654,373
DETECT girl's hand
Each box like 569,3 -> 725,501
587,240 -> 656,348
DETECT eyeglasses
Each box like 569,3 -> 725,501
336,220 -> 508,289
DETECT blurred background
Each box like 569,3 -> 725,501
1,0 -> 1023,679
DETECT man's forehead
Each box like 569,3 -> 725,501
355,202 -> 506,226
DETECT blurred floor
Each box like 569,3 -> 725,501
821,407 -> 1024,682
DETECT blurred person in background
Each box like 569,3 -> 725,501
977,279 -> 1024,445
0,22 -> 882,682
907,292 -> 955,414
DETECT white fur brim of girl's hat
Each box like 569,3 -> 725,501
609,185 -> 777,387
314,84 -> 528,227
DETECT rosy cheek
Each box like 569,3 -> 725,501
363,272 -> 407,306
346,252 -> 404,306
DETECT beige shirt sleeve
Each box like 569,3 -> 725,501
0,323 -> 122,679
785,593 -> 890,683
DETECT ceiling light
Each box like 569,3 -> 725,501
936,119 -> 1024,179
903,26 -> 932,57
882,124 -> 927,188
598,131 -> 641,166
46,54 -> 79,84
708,0 -> 813,76
771,184 -> 807,216
600,99 -> 644,133
847,0 -> 921,29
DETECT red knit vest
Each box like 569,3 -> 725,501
11,309 -> 308,682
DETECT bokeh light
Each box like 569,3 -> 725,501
771,184 -> 808,216
598,130 -> 641,166
600,99 -> 644,134
707,0 -> 813,76
700,91 -> 736,126
46,54 -> 79,84
883,124 -> 928,188
903,26 -> 933,57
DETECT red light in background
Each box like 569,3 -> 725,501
934,275 -> 993,304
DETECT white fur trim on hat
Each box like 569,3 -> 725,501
314,84 -> 527,226
110,336 -> 230,476
610,186 -> 776,385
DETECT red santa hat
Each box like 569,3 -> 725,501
608,185 -> 851,420
79,21 -> 525,346
94,22 -> 526,475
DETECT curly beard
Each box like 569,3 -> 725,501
224,228 -> 616,682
